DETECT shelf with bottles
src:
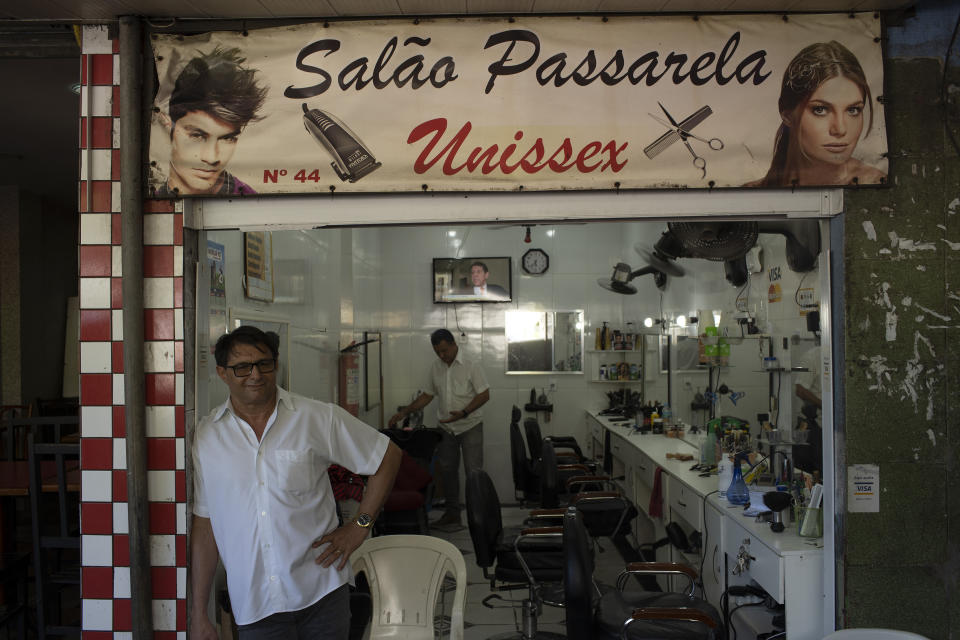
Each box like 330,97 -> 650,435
591,361 -> 643,383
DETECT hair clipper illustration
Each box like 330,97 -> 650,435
301,103 -> 381,182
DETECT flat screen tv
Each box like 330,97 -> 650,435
433,257 -> 512,303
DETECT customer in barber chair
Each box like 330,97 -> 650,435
563,507 -> 724,640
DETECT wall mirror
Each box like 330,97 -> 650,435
505,310 -> 583,374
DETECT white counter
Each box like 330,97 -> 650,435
586,410 -> 826,640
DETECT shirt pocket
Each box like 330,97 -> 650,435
274,449 -> 314,494
452,377 -> 472,397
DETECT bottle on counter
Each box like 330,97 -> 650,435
726,454 -> 750,505
717,457 -> 733,498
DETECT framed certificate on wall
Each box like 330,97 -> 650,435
244,231 -> 274,302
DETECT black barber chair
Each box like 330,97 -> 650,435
510,407 -> 540,503
536,440 -> 637,541
563,507 -> 724,640
523,417 -> 593,468
465,469 -> 567,640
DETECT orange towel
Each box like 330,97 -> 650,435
649,467 -> 664,518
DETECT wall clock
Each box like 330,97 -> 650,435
521,248 -> 549,275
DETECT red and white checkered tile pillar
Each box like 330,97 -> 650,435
79,25 -> 187,638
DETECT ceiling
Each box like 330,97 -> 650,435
1,0 -> 915,22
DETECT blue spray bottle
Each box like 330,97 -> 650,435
726,452 -> 751,505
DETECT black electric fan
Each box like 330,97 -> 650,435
633,220 -> 821,287
597,244 -> 686,294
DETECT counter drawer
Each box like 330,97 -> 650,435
723,521 -> 783,603
667,475 -> 702,532
633,449 -> 656,489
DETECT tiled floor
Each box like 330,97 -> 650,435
424,503 -> 632,640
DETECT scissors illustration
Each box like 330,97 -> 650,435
643,103 -> 724,179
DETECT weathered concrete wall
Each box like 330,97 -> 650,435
842,8 -> 960,634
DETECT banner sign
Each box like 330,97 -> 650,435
147,13 -> 886,197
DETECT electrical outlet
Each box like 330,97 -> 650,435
797,287 -> 816,307
549,380 -> 557,392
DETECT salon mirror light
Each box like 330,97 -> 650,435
505,310 -> 584,374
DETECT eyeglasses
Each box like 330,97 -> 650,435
224,358 -> 277,377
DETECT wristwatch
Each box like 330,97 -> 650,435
354,513 -> 374,528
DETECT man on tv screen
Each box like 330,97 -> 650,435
461,261 -> 509,300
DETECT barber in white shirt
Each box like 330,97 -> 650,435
191,326 -> 402,640
388,329 -> 490,530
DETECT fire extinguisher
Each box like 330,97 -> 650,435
339,345 -> 361,417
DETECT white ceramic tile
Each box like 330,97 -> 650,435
148,470 -> 176,502
80,213 -> 112,245
150,534 -> 177,566
177,503 -> 187,535
176,373 -> 185,404
112,246 -> 122,276
82,598 -> 113,630
81,406 -> 113,438
112,117 -> 120,148
113,373 -> 124,405
81,470 -> 112,502
80,148 -> 112,180
153,599 -> 177,630
79,85 -> 112,117
176,438 -> 185,470
173,245 -> 183,277
114,566 -> 131,598
144,277 -> 174,308
174,309 -> 184,340
113,502 -> 129,535
112,181 -> 122,212
112,310 -> 124,340
80,341 -> 111,374
82,25 -> 112,54
113,436 -> 126,470
81,534 -> 113,566
177,567 -> 187,598
114,632 -> 133,640
144,213 -> 175,245
113,54 -> 120,85
145,340 -> 176,373
146,405 -> 176,438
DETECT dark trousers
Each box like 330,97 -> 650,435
238,584 -> 350,640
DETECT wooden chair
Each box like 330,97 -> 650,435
28,433 -> 80,639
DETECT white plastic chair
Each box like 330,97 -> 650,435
824,630 -> 931,640
350,534 -> 467,640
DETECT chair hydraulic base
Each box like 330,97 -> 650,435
483,584 -> 565,640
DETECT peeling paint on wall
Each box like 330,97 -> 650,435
858,331 -> 940,421
887,231 -> 937,253
863,220 -> 877,241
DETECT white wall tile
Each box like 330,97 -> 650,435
146,405 -> 176,438
150,534 -> 177,566
144,213 -> 174,245
81,470 -> 112,502
111,181 -> 122,212
153,599 -> 177,631
80,148 -> 112,180
113,437 -> 126,470
174,309 -> 184,340
177,503 -> 187,535
80,213 -> 112,245
145,341 -> 176,373
81,406 -> 113,438
80,341 -> 111,374
81,534 -> 113,566
114,566 -> 131,598
112,310 -> 124,340
148,470 -> 176,502
176,438 -> 185,470
79,85 -> 112,117
80,277 -> 111,309
113,502 -> 129,535
112,246 -> 122,276
176,373 -> 185,404
112,373 -> 125,405
82,598 -> 113,630
144,277 -> 174,308
177,567 -> 187,598
82,25 -> 112,54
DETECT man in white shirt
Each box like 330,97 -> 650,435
190,326 -> 402,640
388,329 -> 490,530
